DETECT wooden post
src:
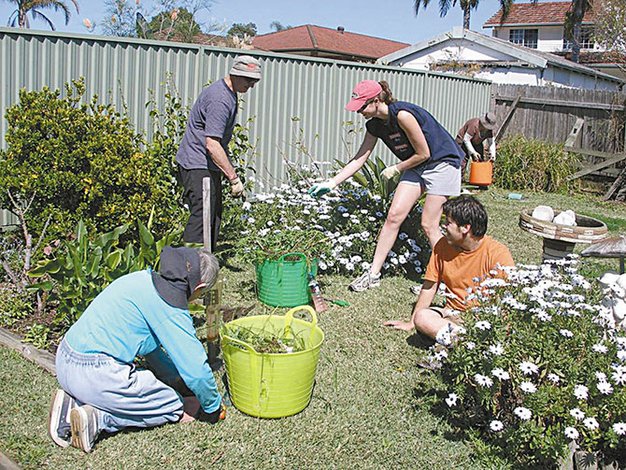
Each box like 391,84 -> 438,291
202,177 -> 220,367
202,178 -> 212,252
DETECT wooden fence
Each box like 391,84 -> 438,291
491,84 -> 626,181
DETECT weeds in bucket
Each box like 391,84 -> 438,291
223,324 -> 307,354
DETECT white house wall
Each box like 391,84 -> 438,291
475,68 -> 542,86
492,26 -> 564,52
393,40 -> 518,69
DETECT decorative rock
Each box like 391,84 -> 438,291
532,205 -> 555,222
554,210 -> 576,226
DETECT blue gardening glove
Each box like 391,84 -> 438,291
308,179 -> 337,197
381,165 -> 400,181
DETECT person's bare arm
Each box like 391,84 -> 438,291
206,137 -> 237,181
383,280 -> 438,331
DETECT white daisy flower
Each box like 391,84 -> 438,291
612,422 -> 626,436
570,408 -> 585,420
474,374 -> 493,388
489,343 -> 504,356
492,368 -> 510,380
583,417 -> 599,430
519,361 -> 539,375
597,381 -> 613,395
592,344 -> 608,354
520,382 -> 537,394
513,407 -> 532,421
564,426 -> 579,440
559,329 -> 574,338
445,393 -> 458,407
475,321 -> 491,331
574,385 -> 589,400
490,420 -> 504,432
547,373 -> 560,384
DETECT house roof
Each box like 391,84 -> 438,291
251,25 -> 409,61
483,1 -> 595,28
377,27 -> 624,85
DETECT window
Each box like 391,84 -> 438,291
509,29 -> 539,48
563,27 -> 595,50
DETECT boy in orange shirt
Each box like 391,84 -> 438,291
385,196 -> 513,347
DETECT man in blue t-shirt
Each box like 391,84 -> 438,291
48,246 -> 225,452
176,55 -> 262,248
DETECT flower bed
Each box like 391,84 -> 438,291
231,176 -> 429,276
439,257 -> 626,467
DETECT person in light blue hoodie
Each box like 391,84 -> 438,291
48,246 -> 225,453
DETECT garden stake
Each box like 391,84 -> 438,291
202,177 -> 220,368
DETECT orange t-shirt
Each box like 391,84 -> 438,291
424,236 -> 514,312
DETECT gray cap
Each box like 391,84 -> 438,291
229,55 -> 262,80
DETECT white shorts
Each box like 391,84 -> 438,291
399,161 -> 461,197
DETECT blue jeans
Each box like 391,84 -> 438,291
55,338 -> 184,434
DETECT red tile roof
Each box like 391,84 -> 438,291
484,2 -> 595,27
252,25 -> 409,61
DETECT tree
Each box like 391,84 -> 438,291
100,0 -> 139,37
592,0 -> 626,53
564,0 -> 591,63
6,0 -> 79,30
227,22 -> 257,38
147,8 -> 201,41
413,0 -> 512,30
269,20 -> 291,32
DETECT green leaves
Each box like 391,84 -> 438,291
27,219 -> 181,327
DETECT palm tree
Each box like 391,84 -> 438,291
6,0 -> 79,30
413,0 -> 512,30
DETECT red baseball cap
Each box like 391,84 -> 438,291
345,80 -> 382,112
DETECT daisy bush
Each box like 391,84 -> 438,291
228,169 -> 429,276
439,257 -> 626,467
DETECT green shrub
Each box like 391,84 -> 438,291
29,219 -> 180,328
0,78 -> 182,243
0,287 -> 32,327
494,135 -> 580,193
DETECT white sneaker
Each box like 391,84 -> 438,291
48,389 -> 75,448
349,271 -> 381,292
70,405 -> 101,453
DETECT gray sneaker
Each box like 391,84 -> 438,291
70,405 -> 101,453
48,389 -> 76,448
349,271 -> 381,292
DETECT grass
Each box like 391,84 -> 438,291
1,187 -> 625,469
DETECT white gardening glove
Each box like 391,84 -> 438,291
470,151 -> 481,161
381,165 -> 400,181
230,177 -> 245,198
308,179 -> 337,197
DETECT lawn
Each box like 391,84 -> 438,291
1,187 -> 625,469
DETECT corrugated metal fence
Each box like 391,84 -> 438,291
0,27 -> 491,226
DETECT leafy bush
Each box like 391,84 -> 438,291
439,258 -> 626,467
494,135 -> 580,193
0,79 -> 182,242
29,219 -> 180,328
0,286 -> 32,327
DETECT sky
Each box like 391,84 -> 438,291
1,0 -> 508,45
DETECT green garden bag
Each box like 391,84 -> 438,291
255,252 -> 317,307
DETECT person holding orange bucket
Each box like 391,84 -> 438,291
308,80 -> 463,292
455,112 -> 498,182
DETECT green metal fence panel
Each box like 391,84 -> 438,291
0,27 -> 491,190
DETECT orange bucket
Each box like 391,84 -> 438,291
469,161 -> 493,187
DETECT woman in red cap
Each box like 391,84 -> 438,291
309,80 -> 463,292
